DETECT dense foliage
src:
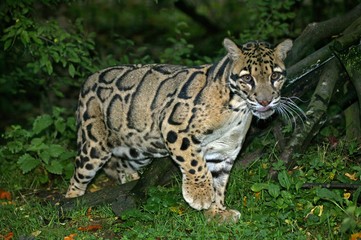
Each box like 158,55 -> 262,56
0,0 -> 360,239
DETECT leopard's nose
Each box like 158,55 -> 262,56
257,99 -> 270,107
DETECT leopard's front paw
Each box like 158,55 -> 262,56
182,174 -> 215,210
204,208 -> 241,223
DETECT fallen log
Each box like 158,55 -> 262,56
60,157 -> 180,216
60,180 -> 137,213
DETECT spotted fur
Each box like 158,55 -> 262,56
65,38 -> 293,222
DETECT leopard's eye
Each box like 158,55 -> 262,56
271,72 -> 282,81
240,74 -> 253,83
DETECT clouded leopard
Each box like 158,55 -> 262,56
65,38 -> 293,222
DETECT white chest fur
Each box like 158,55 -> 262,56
202,108 -> 253,162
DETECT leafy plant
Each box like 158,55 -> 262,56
0,0 -> 99,129
159,22 -> 197,65
315,188 -> 361,233
236,0 -> 296,43
0,107 -> 76,184
1,1 -> 97,93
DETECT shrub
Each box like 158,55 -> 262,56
0,107 -> 76,185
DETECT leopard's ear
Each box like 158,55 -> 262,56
275,39 -> 293,60
223,38 -> 241,60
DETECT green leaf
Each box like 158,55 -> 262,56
7,140 -> 25,153
53,87 -> 65,98
54,118 -> 66,133
316,188 -> 342,203
52,106 -> 65,118
268,184 -> 280,198
4,39 -> 12,50
45,160 -> 63,175
66,117 -> 76,131
278,170 -> 291,190
340,217 -> 356,233
355,206 -> 361,218
251,183 -> 269,192
40,53 -> 48,68
37,174 -> 49,184
68,63 -> 75,77
31,34 -> 43,45
51,50 -> 60,63
280,190 -> 293,200
28,137 -> 48,152
48,144 -> 65,158
20,30 -> 30,44
33,114 -> 53,134
275,198 -> 287,209
352,187 -> 361,203
45,61 -> 53,75
346,205 -> 356,215
39,150 -> 50,164
31,137 -> 44,145
58,150 -> 76,161
295,179 -> 305,191
18,153 -> 41,173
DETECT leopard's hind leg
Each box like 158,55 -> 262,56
66,142 -> 112,198
66,98 -> 112,198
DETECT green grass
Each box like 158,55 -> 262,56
1,140 -> 360,239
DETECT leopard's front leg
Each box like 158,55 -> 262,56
204,158 -> 241,223
182,166 -> 214,210
163,130 -> 215,210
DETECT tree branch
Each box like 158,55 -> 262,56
301,183 -> 361,190
286,3 -> 361,66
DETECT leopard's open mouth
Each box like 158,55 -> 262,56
256,106 -> 271,112
252,107 -> 275,119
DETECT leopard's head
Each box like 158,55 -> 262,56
224,38 -> 293,119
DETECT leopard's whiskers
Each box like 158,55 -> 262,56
276,97 -> 307,129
